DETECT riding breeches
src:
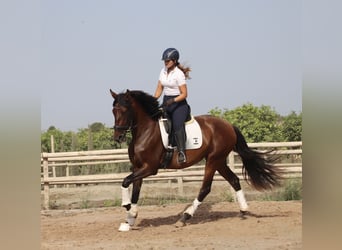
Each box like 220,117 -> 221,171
163,95 -> 190,131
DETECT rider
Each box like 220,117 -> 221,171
154,48 -> 191,164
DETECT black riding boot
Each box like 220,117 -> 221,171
174,128 -> 187,164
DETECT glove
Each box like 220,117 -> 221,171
165,98 -> 175,106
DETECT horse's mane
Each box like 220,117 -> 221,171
118,90 -> 162,121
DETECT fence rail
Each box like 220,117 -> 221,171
41,141 -> 302,210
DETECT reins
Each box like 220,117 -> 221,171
150,106 -> 164,119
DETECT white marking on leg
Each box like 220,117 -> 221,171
236,190 -> 248,211
118,222 -> 130,232
184,198 -> 202,216
121,186 -> 131,206
126,204 -> 138,226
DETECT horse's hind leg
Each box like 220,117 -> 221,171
217,163 -> 248,212
180,165 -> 216,224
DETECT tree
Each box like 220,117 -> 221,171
41,126 -> 65,152
41,105 -> 302,152
89,122 -> 105,132
71,132 -> 79,151
91,127 -> 115,149
209,103 -> 283,142
281,111 -> 302,141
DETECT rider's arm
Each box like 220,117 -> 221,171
154,81 -> 163,99
175,84 -> 188,102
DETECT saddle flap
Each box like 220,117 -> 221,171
158,116 -> 203,150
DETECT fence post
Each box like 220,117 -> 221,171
177,170 -> 184,196
50,135 -> 57,188
43,156 -> 50,210
66,165 -> 70,188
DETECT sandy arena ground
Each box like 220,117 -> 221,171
41,200 -> 302,250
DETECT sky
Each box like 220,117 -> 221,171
40,0 -> 302,131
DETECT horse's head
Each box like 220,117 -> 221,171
110,89 -> 134,143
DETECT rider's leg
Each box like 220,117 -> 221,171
174,127 -> 187,163
172,104 -> 190,164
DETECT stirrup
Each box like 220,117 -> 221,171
178,151 -> 186,164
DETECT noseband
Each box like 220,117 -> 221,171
113,124 -> 134,131
113,106 -> 135,134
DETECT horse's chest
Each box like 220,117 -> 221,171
129,144 -> 161,166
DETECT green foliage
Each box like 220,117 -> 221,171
41,122 -> 122,152
210,103 -> 283,142
282,111 -> 302,141
41,104 -> 302,152
281,179 -> 302,200
89,122 -> 105,132
103,199 -> 121,207
41,126 -> 66,152
261,179 -> 302,201
209,104 -> 301,143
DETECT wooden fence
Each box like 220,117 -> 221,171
41,141 -> 302,210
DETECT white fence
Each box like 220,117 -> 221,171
41,141 -> 302,209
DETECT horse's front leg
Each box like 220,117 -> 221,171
118,164 -> 157,231
122,178 -> 142,227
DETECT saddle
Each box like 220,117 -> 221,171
158,110 -> 203,168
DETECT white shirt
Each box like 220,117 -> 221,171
159,66 -> 186,96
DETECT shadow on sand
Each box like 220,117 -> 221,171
137,203 -> 287,228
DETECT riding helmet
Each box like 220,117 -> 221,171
162,48 -> 179,61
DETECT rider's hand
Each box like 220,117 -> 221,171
165,98 -> 175,106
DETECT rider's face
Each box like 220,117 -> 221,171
164,59 -> 175,69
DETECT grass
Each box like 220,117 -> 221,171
46,178 -> 302,209
103,198 -> 121,207
219,190 -> 235,202
281,179 -> 302,200
80,198 -> 91,209
138,195 -> 191,206
260,179 -> 302,201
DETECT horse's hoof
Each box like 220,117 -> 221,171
118,222 -> 130,232
181,212 -> 192,222
240,210 -> 248,215
239,210 -> 249,219
174,220 -> 186,228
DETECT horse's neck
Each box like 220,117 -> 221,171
132,115 -> 158,139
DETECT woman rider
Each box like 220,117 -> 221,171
154,48 -> 191,164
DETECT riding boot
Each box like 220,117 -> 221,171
174,128 -> 187,164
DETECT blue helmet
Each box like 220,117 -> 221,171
161,48 -> 179,61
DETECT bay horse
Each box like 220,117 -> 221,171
110,89 -> 281,231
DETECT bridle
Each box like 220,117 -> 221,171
112,105 -> 136,135
113,123 -> 133,132
112,100 -> 163,142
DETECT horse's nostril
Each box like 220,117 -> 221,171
119,134 -> 126,142
114,134 -> 125,143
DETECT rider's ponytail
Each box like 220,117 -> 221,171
177,63 -> 191,80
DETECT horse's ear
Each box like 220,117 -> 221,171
125,89 -> 131,99
110,89 -> 117,99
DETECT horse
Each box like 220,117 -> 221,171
110,89 -> 281,231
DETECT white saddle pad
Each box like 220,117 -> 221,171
158,116 -> 203,150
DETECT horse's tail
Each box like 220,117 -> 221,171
233,126 -> 282,191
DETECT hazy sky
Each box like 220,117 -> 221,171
41,0 -> 301,131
